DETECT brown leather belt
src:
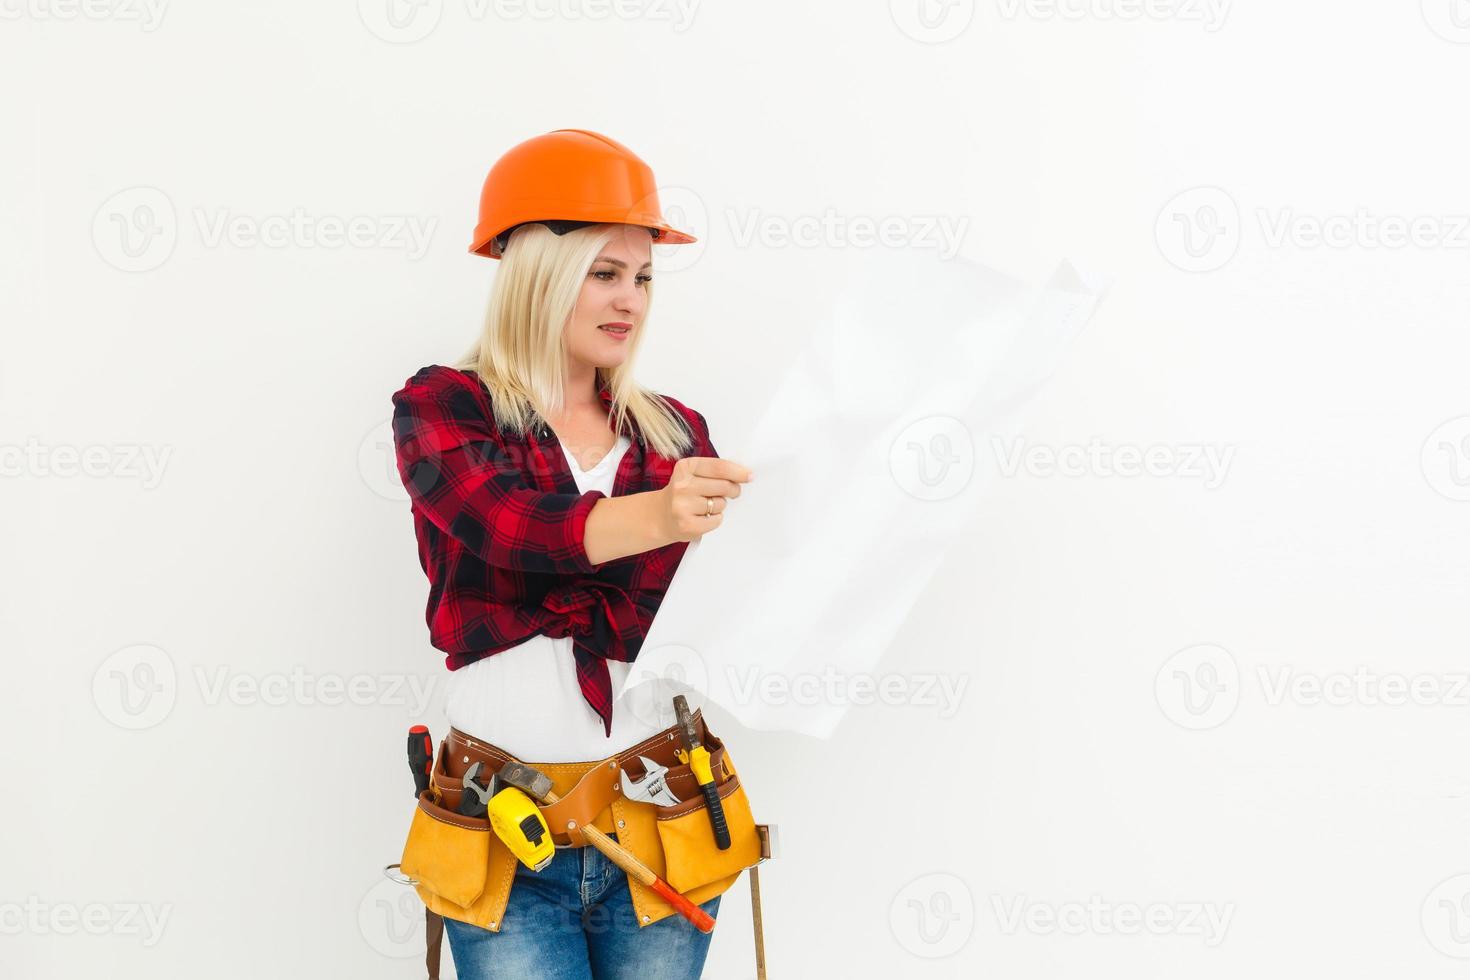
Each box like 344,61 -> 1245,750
434,709 -> 732,849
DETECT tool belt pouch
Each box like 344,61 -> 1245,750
397,741 -> 519,930
644,728 -> 764,895
399,789 -> 491,909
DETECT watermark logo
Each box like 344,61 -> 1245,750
192,207 -> 436,258
0,0 -> 170,30
1423,874 -> 1470,957
359,878 -> 424,958
1257,666 -> 1470,708
93,187 -> 437,270
994,0 -> 1231,31
726,208 -> 969,260
725,666 -> 970,718
488,0 -> 702,31
1155,644 -> 1238,730
92,644 -> 178,730
93,187 -> 177,273
92,647 -> 437,729
0,898 -> 173,946
992,894 -> 1234,945
622,643 -> 711,729
358,0 -> 443,43
1257,208 -> 1470,251
192,666 -> 437,713
890,0 -> 976,43
1155,186 -> 1240,273
640,185 -> 709,275
890,872 -> 976,958
992,436 -> 1235,489
1422,416 -> 1470,502
1422,0 -> 1470,44
1159,188 -> 1470,271
360,419 -> 408,502
0,439 -> 173,488
358,0 -> 700,42
890,415 -> 975,501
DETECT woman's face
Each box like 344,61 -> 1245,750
564,226 -> 653,374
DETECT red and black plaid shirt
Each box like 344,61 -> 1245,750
390,364 -> 716,737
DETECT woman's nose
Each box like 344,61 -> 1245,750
614,284 -> 644,316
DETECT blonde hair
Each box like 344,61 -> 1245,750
454,222 -> 695,459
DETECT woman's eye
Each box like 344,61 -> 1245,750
592,270 -> 652,286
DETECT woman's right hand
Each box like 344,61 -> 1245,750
659,457 -> 754,542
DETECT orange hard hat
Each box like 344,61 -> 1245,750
469,128 -> 697,259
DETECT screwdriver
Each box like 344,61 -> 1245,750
406,725 -> 433,798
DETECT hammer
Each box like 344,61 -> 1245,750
494,761 -> 716,934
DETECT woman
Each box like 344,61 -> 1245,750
391,129 -> 753,979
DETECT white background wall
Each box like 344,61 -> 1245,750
5,2 -> 1470,977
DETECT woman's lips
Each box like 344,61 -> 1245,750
598,324 -> 631,340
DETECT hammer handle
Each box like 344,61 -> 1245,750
540,790 -> 716,933
579,825 -> 715,933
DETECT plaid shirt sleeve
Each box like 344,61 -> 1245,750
391,366 -> 605,575
692,409 -> 717,459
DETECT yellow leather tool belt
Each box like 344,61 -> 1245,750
398,708 -> 764,935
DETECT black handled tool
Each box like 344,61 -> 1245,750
673,695 -> 731,850
407,725 -> 433,798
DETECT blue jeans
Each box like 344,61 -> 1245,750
442,835 -> 721,980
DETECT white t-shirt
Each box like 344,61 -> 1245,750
443,432 -> 666,762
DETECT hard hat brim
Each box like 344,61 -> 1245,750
469,219 -> 697,259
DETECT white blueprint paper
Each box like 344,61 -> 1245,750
616,250 -> 1107,738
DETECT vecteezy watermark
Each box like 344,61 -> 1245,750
1155,186 -> 1241,273
1158,186 -> 1470,272
360,419 -> 408,502
193,666 -> 437,714
0,898 -> 173,946
1157,648 -> 1470,729
890,873 -> 976,958
1422,0 -> 1470,44
890,415 -> 976,502
991,894 -> 1235,946
725,208 -> 970,260
889,0 -> 977,44
0,439 -> 173,489
93,644 -> 179,730
1424,874 -> 1470,957
359,877 -> 425,959
1155,644 -> 1239,731
619,643 -> 713,731
357,0 -> 444,42
357,0 -> 701,43
992,436 -> 1236,489
92,645 -> 438,729
620,646 -> 969,727
642,185 -> 708,275
1257,666 -> 1470,709
192,208 -> 436,259
487,0 -> 700,29
1256,208 -> 1470,251
93,187 -> 177,272
725,666 -> 970,719
994,0 -> 1230,30
0,0 -> 169,30
92,186 -> 437,272
1422,416 -> 1470,502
